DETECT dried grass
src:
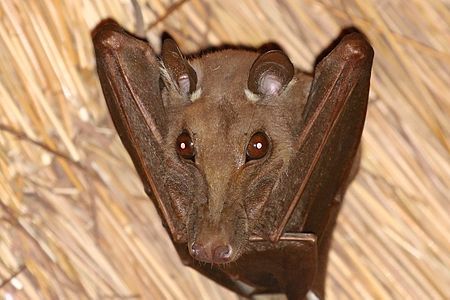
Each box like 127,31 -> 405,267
0,0 -> 449,299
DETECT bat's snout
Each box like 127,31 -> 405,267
189,241 -> 233,264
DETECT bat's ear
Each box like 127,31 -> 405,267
161,38 -> 198,98
247,50 -> 294,96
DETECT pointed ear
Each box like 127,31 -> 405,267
161,38 -> 198,97
247,50 -> 294,96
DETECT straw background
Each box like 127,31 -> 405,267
0,0 -> 449,299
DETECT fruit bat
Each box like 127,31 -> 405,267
92,19 -> 373,300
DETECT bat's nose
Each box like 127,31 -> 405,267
190,242 -> 233,264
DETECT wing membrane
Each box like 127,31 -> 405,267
267,33 -> 374,241
93,20 -> 182,238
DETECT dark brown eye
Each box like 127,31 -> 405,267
176,131 -> 195,161
246,132 -> 270,161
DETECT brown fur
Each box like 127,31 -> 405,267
93,20 -> 373,299
162,50 -> 311,261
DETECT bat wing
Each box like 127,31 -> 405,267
262,32 -> 374,242
92,20 -> 184,240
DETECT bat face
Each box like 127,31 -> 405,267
160,49 -> 313,263
93,20 -> 373,296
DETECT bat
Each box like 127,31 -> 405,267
92,19 -> 373,300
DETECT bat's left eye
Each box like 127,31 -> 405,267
176,131 -> 195,161
246,132 -> 270,162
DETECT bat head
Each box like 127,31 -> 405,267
159,39 -> 311,263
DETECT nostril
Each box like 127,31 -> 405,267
190,242 -> 202,257
213,244 -> 233,262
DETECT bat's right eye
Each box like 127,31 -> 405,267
176,131 -> 195,161
246,132 -> 270,162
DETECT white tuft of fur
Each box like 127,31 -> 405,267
190,87 -> 202,102
284,76 -> 297,93
244,88 -> 261,102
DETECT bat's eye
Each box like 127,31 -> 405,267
246,132 -> 270,161
176,131 -> 195,161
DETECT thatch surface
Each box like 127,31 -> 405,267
0,0 -> 448,299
